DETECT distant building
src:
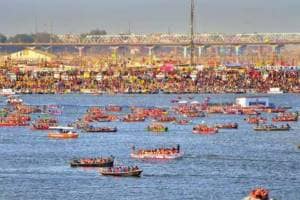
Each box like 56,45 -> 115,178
236,96 -> 270,107
6,48 -> 56,62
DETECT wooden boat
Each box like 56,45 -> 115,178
105,104 -> 122,112
253,124 -> 291,131
48,128 -> 79,139
272,113 -> 298,122
84,126 -> 117,133
99,167 -> 142,177
155,116 -> 176,123
131,145 -> 183,160
122,114 -> 145,122
193,125 -> 218,135
245,116 -> 267,124
176,119 -> 190,125
214,123 -> 238,129
70,157 -> 114,167
147,123 -> 168,133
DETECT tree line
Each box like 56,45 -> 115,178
0,29 -> 107,43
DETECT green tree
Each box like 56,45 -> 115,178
0,33 -> 7,43
9,34 -> 34,43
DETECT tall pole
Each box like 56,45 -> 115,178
190,0 -> 195,67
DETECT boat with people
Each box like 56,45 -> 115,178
105,104 -> 122,112
122,114 -> 145,122
99,166 -> 142,177
253,124 -> 291,131
214,123 -> 238,129
147,123 -> 168,133
130,145 -> 183,160
48,127 -> 79,139
155,116 -> 176,123
32,118 -> 58,130
70,156 -> 114,167
272,112 -> 298,122
83,125 -> 117,133
175,119 -> 191,125
193,124 -> 218,135
245,116 -> 267,124
6,95 -> 23,105
243,188 -> 271,200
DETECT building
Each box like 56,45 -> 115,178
6,48 -> 56,63
236,96 -> 270,107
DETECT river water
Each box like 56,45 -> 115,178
0,94 -> 299,200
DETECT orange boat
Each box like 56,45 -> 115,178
193,125 -> 218,135
245,116 -> 267,124
244,188 -> 270,200
272,113 -> 298,122
48,128 -> 78,139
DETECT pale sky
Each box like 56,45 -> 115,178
0,0 -> 299,35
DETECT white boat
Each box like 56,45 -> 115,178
1,89 -> 15,96
267,87 -> 284,94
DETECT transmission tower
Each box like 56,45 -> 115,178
190,0 -> 196,67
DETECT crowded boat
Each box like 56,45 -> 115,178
130,145 -> 183,160
254,124 -> 291,131
70,156 -> 114,167
147,123 -> 168,133
193,124 -> 218,135
99,166 -> 142,177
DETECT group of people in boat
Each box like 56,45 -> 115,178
133,145 -> 180,155
105,166 -> 140,173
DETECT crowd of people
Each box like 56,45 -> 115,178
0,64 -> 299,94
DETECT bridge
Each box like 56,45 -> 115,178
1,33 -> 300,57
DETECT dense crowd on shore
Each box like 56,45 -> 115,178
0,64 -> 299,94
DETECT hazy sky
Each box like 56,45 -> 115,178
0,0 -> 300,35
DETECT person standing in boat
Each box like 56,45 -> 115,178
177,144 -> 180,153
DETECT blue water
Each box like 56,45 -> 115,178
0,94 -> 299,200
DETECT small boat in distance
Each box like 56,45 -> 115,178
214,123 -> 238,129
147,123 -> 168,133
193,125 -> 218,135
99,166 -> 142,177
83,125 -> 117,133
70,156 -> 114,167
253,124 -> 291,131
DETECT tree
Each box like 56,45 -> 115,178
0,33 -> 7,43
9,34 -> 34,43
33,32 -> 61,43
80,29 -> 107,39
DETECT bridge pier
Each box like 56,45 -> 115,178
234,45 -> 247,56
147,46 -> 154,57
75,46 -> 85,57
183,46 -> 188,58
198,45 -> 209,57
272,44 -> 285,56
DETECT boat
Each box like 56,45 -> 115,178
272,113 -> 298,122
48,128 -> 79,139
122,114 -> 145,122
193,125 -> 218,134
175,119 -> 190,125
99,166 -> 142,177
243,188 -> 271,200
245,116 -> 267,124
70,157 -> 114,167
0,89 -> 15,96
6,96 -> 23,105
268,87 -> 284,94
214,123 -> 238,129
155,116 -> 176,123
147,123 -> 168,133
130,145 -> 183,160
83,125 -> 117,133
105,104 -> 122,112
253,124 -> 291,131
